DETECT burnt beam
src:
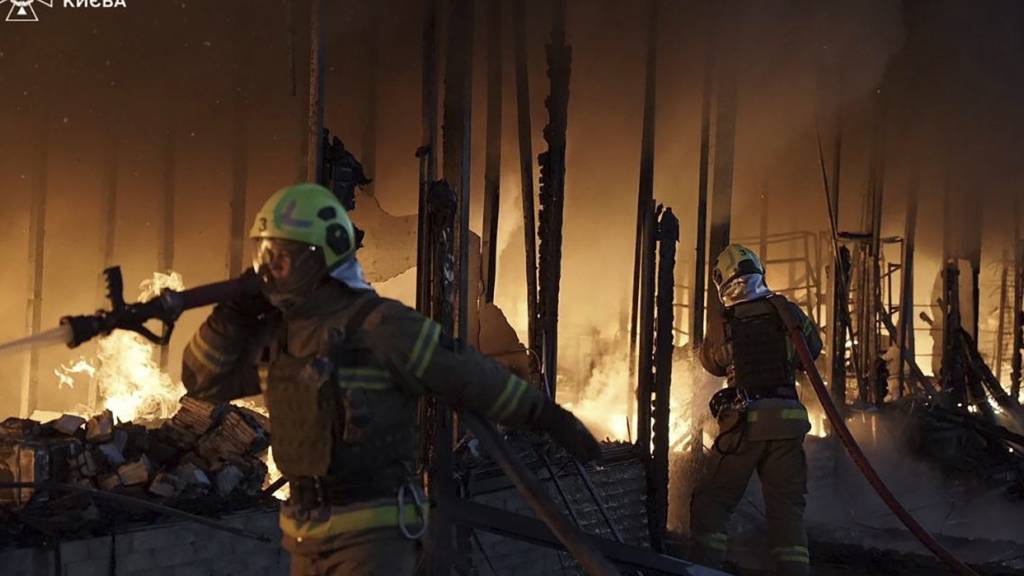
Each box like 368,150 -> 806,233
537,0 -> 570,399
650,206 -> 678,552
513,0 -> 540,359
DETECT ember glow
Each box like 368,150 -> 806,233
232,398 -> 288,501
564,343 -> 723,453
55,271 -> 187,422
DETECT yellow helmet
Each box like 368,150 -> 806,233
250,184 -> 358,308
712,244 -> 765,288
250,183 -> 357,270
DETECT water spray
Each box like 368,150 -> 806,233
0,266 -> 260,359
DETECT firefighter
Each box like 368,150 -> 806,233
181,183 -> 600,576
689,244 -> 822,576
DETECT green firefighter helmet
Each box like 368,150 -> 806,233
712,244 -> 765,288
249,183 -> 356,269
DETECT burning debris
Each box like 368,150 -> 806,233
0,396 -> 272,533
54,272 -> 187,424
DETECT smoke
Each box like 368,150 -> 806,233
802,413 -> 1024,553
0,0 -> 1020,480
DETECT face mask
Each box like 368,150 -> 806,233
252,238 -> 327,311
719,273 -> 773,308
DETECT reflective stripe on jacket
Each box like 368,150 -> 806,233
278,499 -> 425,541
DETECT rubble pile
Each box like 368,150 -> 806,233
0,397 -> 271,509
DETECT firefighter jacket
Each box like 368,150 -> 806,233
181,280 -> 546,542
700,295 -> 823,440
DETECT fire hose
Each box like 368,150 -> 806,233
60,267 -> 259,349
767,297 -> 981,576
53,268 -> 625,575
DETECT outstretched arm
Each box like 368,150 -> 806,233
358,300 -> 599,461
182,282 -> 273,403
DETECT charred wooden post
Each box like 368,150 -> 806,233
481,0 -> 503,304
898,174 -> 918,397
690,35 -> 713,347
424,185 -> 458,345
941,262 -> 962,407
427,0 -> 475,572
537,0 -> 570,399
450,0 -> 476,559
636,200 -> 656,461
630,0 -> 658,419
513,0 -> 540,358
444,0 -> 475,350
415,0 -> 439,313
305,0 -> 325,183
650,206 -> 678,553
20,118 -> 48,419
422,182 -> 458,576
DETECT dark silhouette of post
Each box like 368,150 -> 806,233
537,0 -> 570,399
513,0 -> 539,358
481,0 -> 503,304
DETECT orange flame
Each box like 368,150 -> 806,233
56,271 -> 186,422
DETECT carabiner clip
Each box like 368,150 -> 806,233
397,482 -> 429,540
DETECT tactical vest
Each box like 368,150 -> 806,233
726,297 -> 794,397
262,291 -> 418,498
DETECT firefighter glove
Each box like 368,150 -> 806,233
534,402 -> 602,463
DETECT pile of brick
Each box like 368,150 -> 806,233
0,397 -> 271,508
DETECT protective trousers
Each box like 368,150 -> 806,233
690,433 -> 809,576
287,530 -> 418,576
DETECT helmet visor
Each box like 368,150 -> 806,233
252,238 -> 327,305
